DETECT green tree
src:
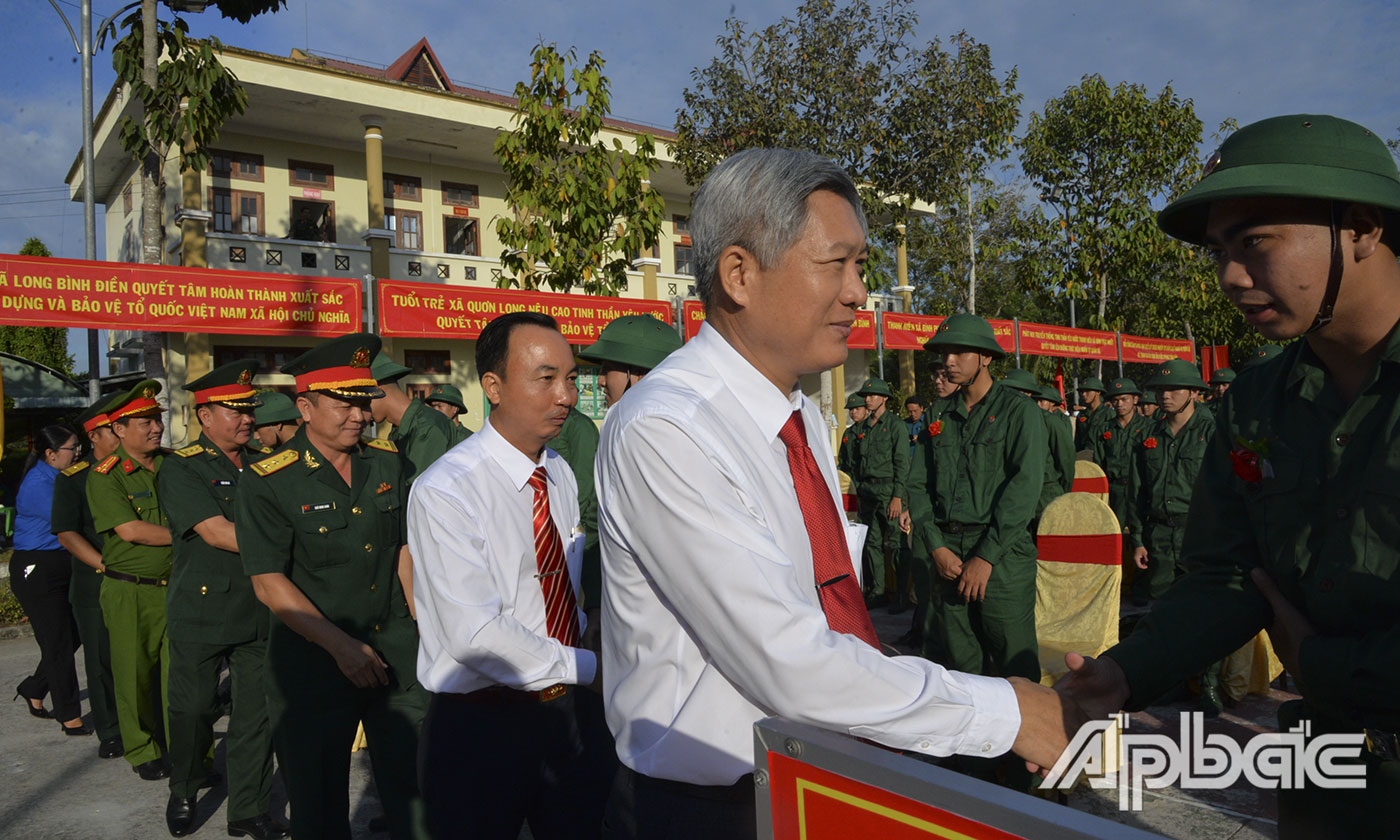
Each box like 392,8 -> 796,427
493,43 -> 665,295
0,238 -> 75,376
674,0 -> 1020,288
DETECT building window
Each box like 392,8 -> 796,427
266,249 -> 282,266
210,149 -> 264,181
229,246 -> 246,263
288,159 -> 334,189
435,264 -> 449,279
209,188 -> 264,235
444,216 -> 479,256
407,261 -> 422,276
384,173 -> 422,202
441,181 -> 479,208
288,198 -> 335,243
387,208 -> 423,250
403,348 -> 451,374
465,266 -> 477,281
334,254 -> 350,271
673,244 -> 694,277
301,252 -> 317,268
673,214 -> 691,245
122,184 -> 132,215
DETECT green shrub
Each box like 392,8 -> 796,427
0,550 -> 29,625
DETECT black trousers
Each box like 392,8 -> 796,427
419,687 -> 618,840
601,766 -> 756,840
10,549 -> 82,721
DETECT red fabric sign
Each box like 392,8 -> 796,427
681,299 -> 706,341
0,255 -> 361,336
1119,333 -> 1196,365
1015,322 -> 1118,361
1036,533 -> 1123,565
376,279 -> 674,343
881,313 -> 945,350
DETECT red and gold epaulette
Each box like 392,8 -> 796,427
93,455 -> 120,474
249,449 -> 298,477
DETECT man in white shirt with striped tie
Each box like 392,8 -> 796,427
409,311 -> 616,840
596,148 -> 1073,839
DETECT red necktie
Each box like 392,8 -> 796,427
778,411 -> 880,649
529,467 -> 579,647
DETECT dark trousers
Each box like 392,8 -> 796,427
11,549 -> 82,721
420,686 -> 617,840
601,766 -> 756,840
69,558 -> 120,740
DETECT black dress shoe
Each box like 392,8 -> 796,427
227,814 -> 290,840
166,794 -> 197,837
60,721 -> 92,736
98,737 -> 124,759
14,691 -> 51,719
135,756 -> 172,780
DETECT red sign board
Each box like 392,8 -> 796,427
1120,334 -> 1195,364
767,752 -> 1023,840
1016,322 -> 1118,361
881,313 -> 945,350
376,279 -> 674,343
0,255 -> 361,336
452,206 -> 472,217
682,299 -> 706,341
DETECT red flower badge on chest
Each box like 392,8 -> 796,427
929,420 -> 943,437
1230,436 -> 1273,484
1143,437 -> 1158,449
1101,430 -> 1113,441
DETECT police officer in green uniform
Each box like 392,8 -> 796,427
837,392 -> 868,477
236,333 -> 427,840
368,352 -> 471,483
159,361 -> 287,839
1047,115 -> 1400,836
1090,378 -> 1151,541
85,379 -> 174,780
1002,369 -> 1072,523
252,392 -> 301,453
853,377 -> 909,609
1073,376 -> 1109,450
50,402 -> 123,759
423,383 -> 467,424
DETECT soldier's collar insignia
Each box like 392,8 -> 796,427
237,369 -> 253,385
1202,148 -> 1222,177
376,482 -> 392,495
351,347 -> 372,368
303,449 -> 321,470
121,459 -> 137,474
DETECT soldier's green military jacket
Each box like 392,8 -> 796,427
1126,405 -> 1215,549
1107,334 -> 1400,734
549,406 -> 601,606
1091,412 -> 1152,486
912,383 -> 1047,566
158,436 -> 269,645
905,400 -> 953,553
854,408 -> 909,505
391,398 -> 472,483
51,462 -> 106,597
837,417 -> 866,477
1074,402 -> 1113,450
1041,406 -> 1076,515
87,446 -> 172,578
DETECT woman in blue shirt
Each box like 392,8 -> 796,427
11,424 -> 89,735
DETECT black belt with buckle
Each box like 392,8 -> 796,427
443,684 -> 570,705
102,569 -> 168,587
1365,729 -> 1400,762
1150,515 -> 1184,528
938,522 -> 986,535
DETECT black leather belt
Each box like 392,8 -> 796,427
1149,515 -> 1185,528
102,569 -> 168,587
442,684 -> 570,705
938,522 -> 986,534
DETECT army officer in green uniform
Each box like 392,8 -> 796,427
51,401 -> 123,759
159,361 -> 286,839
237,334 -> 426,840
369,352 -> 471,484
1046,115 -> 1400,836
1090,378 -> 1151,543
853,377 -> 909,609
86,379 -> 174,780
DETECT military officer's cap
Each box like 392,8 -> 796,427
922,313 -> 1006,359
1159,114 -> 1400,246
1001,368 -> 1038,394
1243,344 -> 1284,369
183,359 -> 262,408
578,314 -> 683,372
857,377 -> 894,398
1139,390 -> 1159,406
253,392 -> 301,427
425,383 -> 467,412
1105,377 -> 1141,398
77,399 -> 113,434
370,352 -> 413,386
1080,377 -> 1106,393
844,393 -> 865,410
104,379 -> 163,421
1209,367 -> 1237,385
281,333 -> 385,399
1145,359 -> 1207,391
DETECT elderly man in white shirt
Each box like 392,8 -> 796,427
596,148 -> 1072,839
409,311 -> 616,840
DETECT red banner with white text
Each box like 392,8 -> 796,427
1120,334 -> 1196,364
881,313 -> 945,350
682,299 -> 706,341
1016,322 -> 1118,361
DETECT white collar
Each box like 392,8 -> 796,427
480,415 -> 551,493
693,322 -> 805,443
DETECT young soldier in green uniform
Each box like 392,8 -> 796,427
853,377 -> 909,609
1207,366 -> 1236,404
368,352 -> 471,483
50,402 -> 123,759
252,392 -> 301,453
1002,369 -> 1071,523
1244,343 -> 1283,369
1073,377 -> 1108,450
1043,115 -> 1400,836
85,379 -> 174,780
837,393 -> 868,476
423,383 -> 467,423
237,334 -> 426,840
1137,389 -> 1159,419
159,361 -> 287,840
1090,378 -> 1151,542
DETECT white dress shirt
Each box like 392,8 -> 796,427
597,323 -> 1021,785
409,415 -> 595,694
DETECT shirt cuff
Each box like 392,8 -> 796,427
947,672 -> 1021,758
573,648 -> 597,687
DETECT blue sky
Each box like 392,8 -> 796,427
1,0 -> 1397,366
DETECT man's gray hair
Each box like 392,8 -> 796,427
691,148 -> 867,307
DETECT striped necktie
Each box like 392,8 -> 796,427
528,466 -> 579,647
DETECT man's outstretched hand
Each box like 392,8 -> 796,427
1019,652 -> 1132,775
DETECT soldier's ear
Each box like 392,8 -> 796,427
1344,203 -> 1385,260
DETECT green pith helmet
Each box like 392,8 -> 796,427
857,377 -> 894,398
425,383 -> 467,412
844,393 -> 866,410
1139,390 -> 1159,406
183,359 -> 262,409
1036,385 -> 1063,404
1209,367 -> 1237,385
922,313 -> 1006,359
370,352 -> 412,386
1105,377 -> 1141,398
1145,358 -> 1207,391
1080,377 -> 1106,394
281,332 -> 385,400
578,314 -> 683,371
1001,368 -> 1038,394
1158,115 -> 1400,247
253,392 -> 301,427
1243,344 -> 1285,369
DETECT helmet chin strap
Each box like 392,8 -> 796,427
1305,202 -> 1346,335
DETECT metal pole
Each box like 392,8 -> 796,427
875,307 -> 885,380
81,0 -> 100,401
1069,296 -> 1078,402
965,180 -> 976,315
1012,317 -> 1021,368
1116,331 -> 1124,377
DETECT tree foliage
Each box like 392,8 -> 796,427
673,0 -> 1020,288
0,239 -> 75,377
493,43 -> 666,296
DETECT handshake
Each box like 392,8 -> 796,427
1006,652 -> 1131,774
